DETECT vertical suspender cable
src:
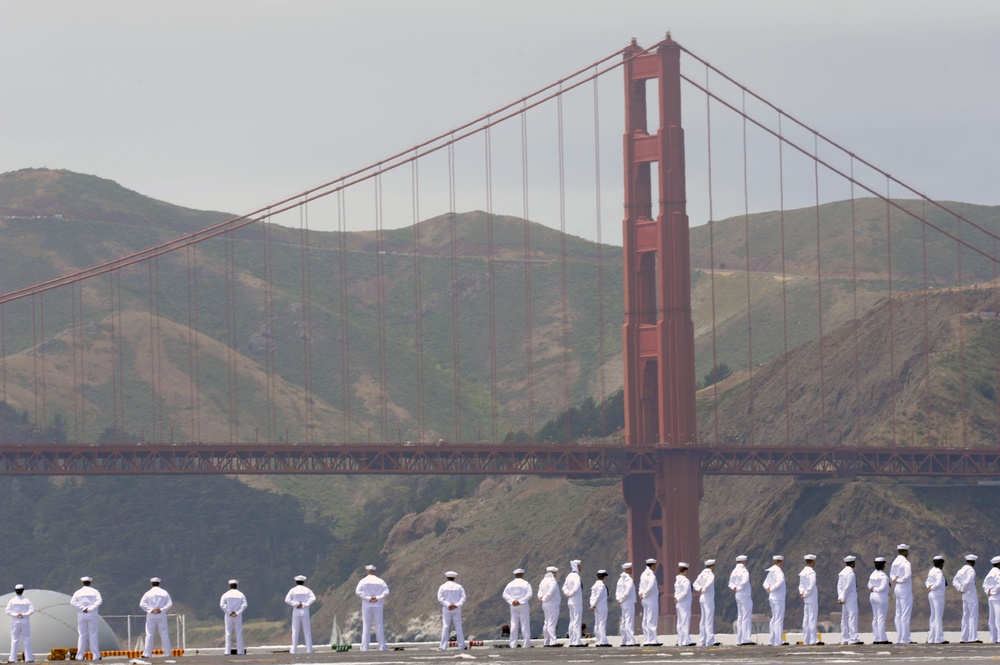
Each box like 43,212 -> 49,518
778,114 -> 791,444
186,245 -> 202,442
154,257 -> 163,441
851,160 -> 861,444
957,211 -> 967,446
592,69 -> 607,436
299,197 -> 315,442
921,200 -> 931,439
521,105 -> 535,441
411,155 -> 426,442
224,230 -> 237,442
813,132 -> 826,446
448,140 -> 462,442
31,296 -> 39,439
375,173 -> 388,441
705,68 -> 720,445
262,208 -> 276,444
71,282 -> 79,442
885,178 -> 896,445
1,305 -> 6,440
337,191 -> 352,442
148,262 -> 158,440
558,86 -> 572,441
39,294 -> 47,439
109,274 -> 118,439
485,122 -> 499,441
741,90 -> 754,446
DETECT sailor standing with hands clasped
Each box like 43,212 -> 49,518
639,559 -> 661,646
502,569 -> 532,649
983,556 -> 1000,643
356,565 -> 389,652
953,554 -> 980,643
70,577 -> 102,660
925,556 -> 946,644
729,555 -> 752,646
615,563 -> 637,646
837,556 -> 860,645
285,574 -> 316,654
890,544 -> 913,644
436,572 -> 466,651
219,580 -> 247,655
562,560 -> 584,647
6,584 -> 34,663
692,559 -> 717,647
589,570 -> 610,646
537,566 -> 561,646
139,578 -> 172,659
798,554 -> 821,645
868,557 -> 890,644
763,555 -> 786,646
674,563 -> 694,647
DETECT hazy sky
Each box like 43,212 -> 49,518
2,1 -> 998,240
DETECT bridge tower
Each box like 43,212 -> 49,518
621,36 -> 702,625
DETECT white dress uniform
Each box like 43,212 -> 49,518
355,568 -> 389,652
70,579 -> 102,660
952,557 -> 979,643
561,560 -> 583,646
502,571 -> 533,648
728,557 -> 752,645
868,560 -> 890,643
798,558 -> 818,645
139,580 -> 172,658
537,568 -> 561,646
437,573 -> 466,650
285,576 -> 316,654
692,561 -> 716,647
673,567 -> 692,646
890,548 -> 912,644
615,565 -> 637,646
589,574 -> 610,646
925,563 -> 946,644
837,559 -> 859,644
219,582 -> 248,655
983,559 -> 1000,643
638,560 -> 660,645
6,587 -> 34,663
763,559 -> 786,646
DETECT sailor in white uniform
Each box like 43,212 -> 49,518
674,563 -> 694,646
139,577 -> 172,658
562,560 -> 584,646
692,559 -> 716,647
953,554 -> 980,643
983,556 -> 1000,643
355,566 -> 389,652
837,556 -> 860,645
798,555 -> 820,645
589,570 -> 610,646
615,563 -> 637,646
219,580 -> 247,655
890,544 -> 913,644
763,555 -> 786,646
925,556 -> 946,644
729,555 -> 753,645
6,584 -> 34,663
437,571 -> 466,650
638,559 -> 661,646
70,577 -> 102,660
537,566 -> 562,646
868,557 -> 890,644
502,569 -> 533,648
285,574 -> 316,654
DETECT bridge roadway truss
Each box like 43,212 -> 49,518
1,443 -> 998,477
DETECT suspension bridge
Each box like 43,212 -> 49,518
1,35 -> 999,626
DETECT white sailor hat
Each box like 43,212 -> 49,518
932,555 -> 945,561
81,576 -> 93,583
772,555 -> 784,561
149,577 -> 161,584
804,554 -> 817,561
13,584 -> 23,591
704,559 -> 716,566
844,555 -> 856,563
596,569 -> 607,576
570,559 -> 582,565
228,579 -> 239,585
735,555 -> 748,562
445,571 -> 458,577
546,566 -> 559,572
513,568 -> 525,575
364,565 -> 376,571
678,561 -> 689,568
645,558 -> 657,565
874,556 -> 886,563
621,562 -> 633,569
991,556 -> 1000,565
897,543 -> 910,550
295,574 -> 308,581
966,554 -> 978,561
